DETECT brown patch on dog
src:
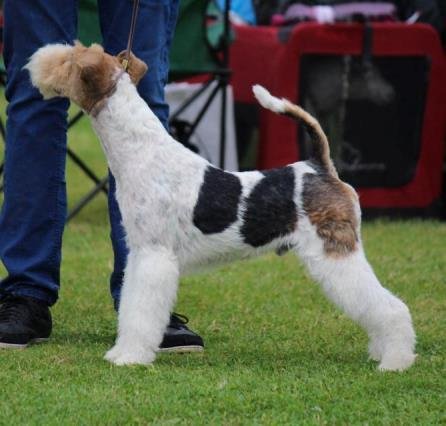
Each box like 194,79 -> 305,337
116,50 -> 148,85
302,172 -> 359,257
72,43 -> 124,114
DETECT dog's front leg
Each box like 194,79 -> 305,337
105,247 -> 179,366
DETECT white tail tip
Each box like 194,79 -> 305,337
252,84 -> 285,114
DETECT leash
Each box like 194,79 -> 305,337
87,0 -> 139,115
121,0 -> 140,71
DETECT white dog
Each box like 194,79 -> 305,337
26,42 -> 416,371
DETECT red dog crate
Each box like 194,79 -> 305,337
231,23 -> 446,214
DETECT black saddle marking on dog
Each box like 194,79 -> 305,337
241,167 -> 297,247
193,166 -> 242,234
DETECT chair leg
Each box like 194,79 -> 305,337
170,78 -> 214,121
66,147 -> 108,196
65,109 -> 109,222
67,110 -> 106,195
168,81 -> 221,152
67,110 -> 84,128
186,82 -> 221,135
0,115 -> 6,140
66,176 -> 109,223
170,79 -> 229,169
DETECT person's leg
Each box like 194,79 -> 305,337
0,0 -> 77,306
97,0 -> 180,304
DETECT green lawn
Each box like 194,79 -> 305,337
0,111 -> 446,425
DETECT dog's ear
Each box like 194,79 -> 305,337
116,50 -> 148,85
77,50 -> 111,98
79,63 -> 100,90
79,51 -> 102,83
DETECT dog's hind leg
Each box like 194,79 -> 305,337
295,237 -> 416,371
105,247 -> 179,366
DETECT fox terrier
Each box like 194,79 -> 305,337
26,42 -> 416,371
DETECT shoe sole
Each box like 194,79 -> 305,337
0,340 -> 201,352
158,345 -> 204,354
0,338 -> 49,349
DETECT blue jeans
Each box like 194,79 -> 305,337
0,0 -> 179,306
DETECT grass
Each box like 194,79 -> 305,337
1,109 -> 446,425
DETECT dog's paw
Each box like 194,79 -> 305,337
104,345 -> 156,366
378,351 -> 417,372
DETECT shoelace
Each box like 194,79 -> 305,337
169,312 -> 189,330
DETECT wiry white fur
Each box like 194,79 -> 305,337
253,85 -> 286,113
87,78 -> 416,370
294,216 -> 416,371
105,246 -> 179,365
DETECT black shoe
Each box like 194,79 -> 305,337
0,293 -> 52,349
159,313 -> 204,353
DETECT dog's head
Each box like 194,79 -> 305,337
25,41 -> 148,113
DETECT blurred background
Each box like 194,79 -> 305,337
0,0 -> 445,221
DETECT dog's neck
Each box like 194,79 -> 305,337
87,69 -> 126,117
90,75 -> 170,178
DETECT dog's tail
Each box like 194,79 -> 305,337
252,85 -> 336,176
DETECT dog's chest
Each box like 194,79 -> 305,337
192,166 -> 298,248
